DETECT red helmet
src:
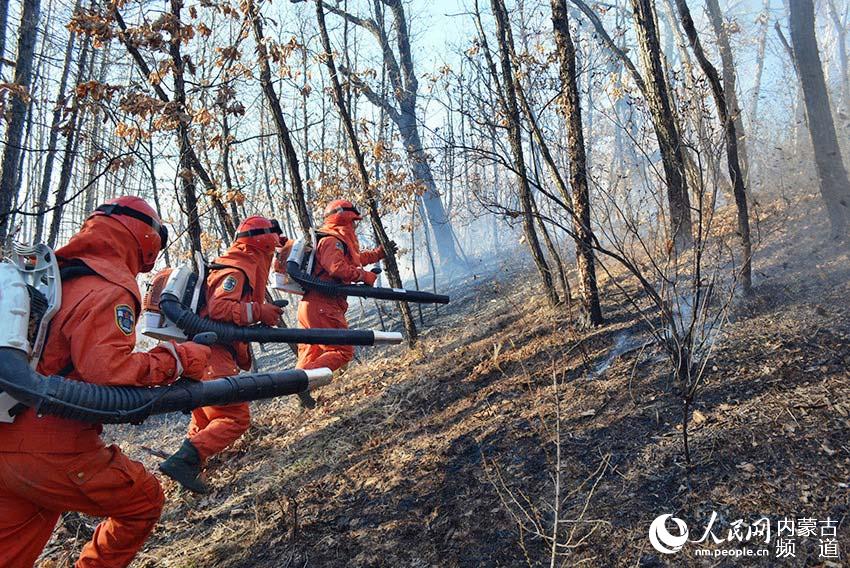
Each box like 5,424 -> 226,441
91,196 -> 166,273
235,216 -> 284,253
324,199 -> 362,225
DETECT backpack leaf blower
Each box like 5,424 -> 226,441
274,232 -> 450,304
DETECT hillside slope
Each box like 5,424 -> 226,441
42,194 -> 850,567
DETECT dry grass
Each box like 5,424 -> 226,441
40,192 -> 850,567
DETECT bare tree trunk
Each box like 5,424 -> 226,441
169,0 -> 202,255
630,0 -> 694,252
550,0 -> 604,324
0,0 -> 40,243
826,0 -> 849,113
247,0 -> 312,235
789,0 -> 850,239
705,0 -> 750,183
34,2 -> 79,243
314,0 -> 418,344
0,0 -> 9,79
750,0 -> 771,137
675,0 -> 753,293
47,38 -> 91,248
491,0 -> 559,306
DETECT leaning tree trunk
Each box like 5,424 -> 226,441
169,0 -> 202,255
550,0 -> 604,324
491,0 -> 559,306
789,0 -> 850,239
674,0 -> 753,293
0,0 -> 40,244
314,0 -> 418,344
705,0 -> 750,182
629,0 -> 693,253
247,0 -> 312,236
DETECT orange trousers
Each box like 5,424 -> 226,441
296,296 -> 354,372
0,444 -> 164,568
187,346 -> 250,461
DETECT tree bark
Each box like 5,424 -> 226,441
0,0 -> 40,243
674,0 -> 753,293
0,0 -> 9,79
314,0 -> 418,344
550,0 -> 604,324
789,0 -> 850,238
705,0 -> 750,182
491,0 -> 559,306
247,0 -> 312,236
630,0 -> 694,252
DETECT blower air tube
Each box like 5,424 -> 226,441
0,347 -> 332,425
158,293 -> 402,346
286,261 -> 450,304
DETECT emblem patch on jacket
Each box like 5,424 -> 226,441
115,304 -> 135,335
335,241 -> 345,252
222,275 -> 238,292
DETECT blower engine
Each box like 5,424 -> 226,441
0,243 -> 333,425
140,253 -> 404,346
274,230 -> 451,304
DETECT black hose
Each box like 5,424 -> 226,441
159,294 -> 385,346
286,261 -> 450,304
0,347 -> 321,425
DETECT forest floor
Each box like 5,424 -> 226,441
40,191 -> 850,568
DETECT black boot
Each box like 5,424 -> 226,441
297,390 -> 317,410
159,439 -> 210,494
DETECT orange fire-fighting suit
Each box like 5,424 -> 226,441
296,201 -> 385,373
186,217 -> 282,462
0,198 -> 209,568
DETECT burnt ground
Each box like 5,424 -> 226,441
39,192 -> 850,567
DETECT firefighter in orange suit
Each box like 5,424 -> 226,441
0,196 -> 211,568
296,200 -> 397,375
159,216 -> 284,494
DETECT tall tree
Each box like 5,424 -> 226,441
0,0 -> 41,243
247,0 -> 312,236
789,0 -> 850,239
169,0 -> 202,255
34,0 -> 81,243
313,0 -> 418,344
674,0 -> 753,292
826,0 -> 849,113
705,0 -> 750,182
550,0 -> 604,324
491,0 -> 559,306
301,0 -> 463,268
629,0 -> 693,252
